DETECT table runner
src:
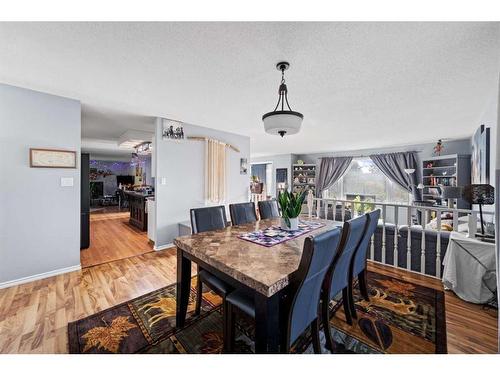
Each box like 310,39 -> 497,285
238,220 -> 326,247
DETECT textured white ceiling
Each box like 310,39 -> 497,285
0,22 -> 499,157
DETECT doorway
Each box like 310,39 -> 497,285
80,153 -> 154,268
250,162 -> 273,198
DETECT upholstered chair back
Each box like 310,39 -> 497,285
288,227 -> 342,343
328,215 -> 368,299
190,205 -> 227,234
352,209 -> 381,276
229,202 -> 258,226
258,200 -> 280,220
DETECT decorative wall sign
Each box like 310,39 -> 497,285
30,148 -> 77,168
240,158 -> 248,175
162,120 -> 185,140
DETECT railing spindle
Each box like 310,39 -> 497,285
468,212 -> 476,238
341,201 -> 346,222
407,206 -> 412,270
452,213 -> 459,232
370,203 -> 376,260
393,206 -> 399,267
381,205 -> 387,264
420,209 -> 427,274
436,211 -> 441,278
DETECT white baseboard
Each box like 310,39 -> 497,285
0,264 -> 82,290
154,243 -> 175,251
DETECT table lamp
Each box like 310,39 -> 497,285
463,184 -> 494,236
441,186 -> 462,209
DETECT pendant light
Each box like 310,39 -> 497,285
262,62 -> 304,137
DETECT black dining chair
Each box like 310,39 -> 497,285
190,206 -> 233,321
321,214 -> 367,352
257,199 -> 281,220
224,227 -> 342,353
348,209 -> 381,318
229,202 -> 258,226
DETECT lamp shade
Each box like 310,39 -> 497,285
262,111 -> 303,136
463,184 -> 495,205
441,186 -> 463,199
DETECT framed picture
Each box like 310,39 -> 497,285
240,158 -> 248,175
30,148 -> 77,168
276,168 -> 288,184
471,125 -> 490,184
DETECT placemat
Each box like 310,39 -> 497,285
238,220 -> 325,247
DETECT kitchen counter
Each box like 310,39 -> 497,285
124,191 -> 154,231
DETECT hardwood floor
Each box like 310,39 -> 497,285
0,253 -> 496,353
80,207 -> 153,268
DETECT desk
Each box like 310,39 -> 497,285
173,217 -> 342,353
442,232 -> 496,304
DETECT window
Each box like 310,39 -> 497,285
323,158 -> 410,204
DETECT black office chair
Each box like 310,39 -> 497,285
348,209 -> 381,317
229,202 -> 258,226
225,227 -> 342,353
321,214 -> 367,352
257,199 -> 280,220
190,206 -> 233,321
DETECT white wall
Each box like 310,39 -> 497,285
154,118 -> 250,247
294,139 -> 472,166
0,84 -> 81,286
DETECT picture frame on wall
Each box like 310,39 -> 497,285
29,148 -> 77,168
471,125 -> 490,184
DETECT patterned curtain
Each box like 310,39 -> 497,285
205,139 -> 227,203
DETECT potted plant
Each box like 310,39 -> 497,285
278,190 -> 306,231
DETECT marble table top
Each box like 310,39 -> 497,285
174,217 -> 343,297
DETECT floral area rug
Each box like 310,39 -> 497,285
68,272 -> 446,354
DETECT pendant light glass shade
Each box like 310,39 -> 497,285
262,62 -> 303,137
263,111 -> 303,136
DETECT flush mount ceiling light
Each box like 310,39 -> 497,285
262,62 -> 304,137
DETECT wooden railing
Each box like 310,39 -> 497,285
311,198 -> 493,278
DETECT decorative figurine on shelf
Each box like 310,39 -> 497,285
433,139 -> 444,156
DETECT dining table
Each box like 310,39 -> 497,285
173,216 -> 343,353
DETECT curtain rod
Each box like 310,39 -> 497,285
187,136 -> 240,153
318,150 -> 422,159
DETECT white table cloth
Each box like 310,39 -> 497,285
442,232 -> 496,304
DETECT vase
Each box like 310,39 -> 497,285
281,217 -> 299,231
